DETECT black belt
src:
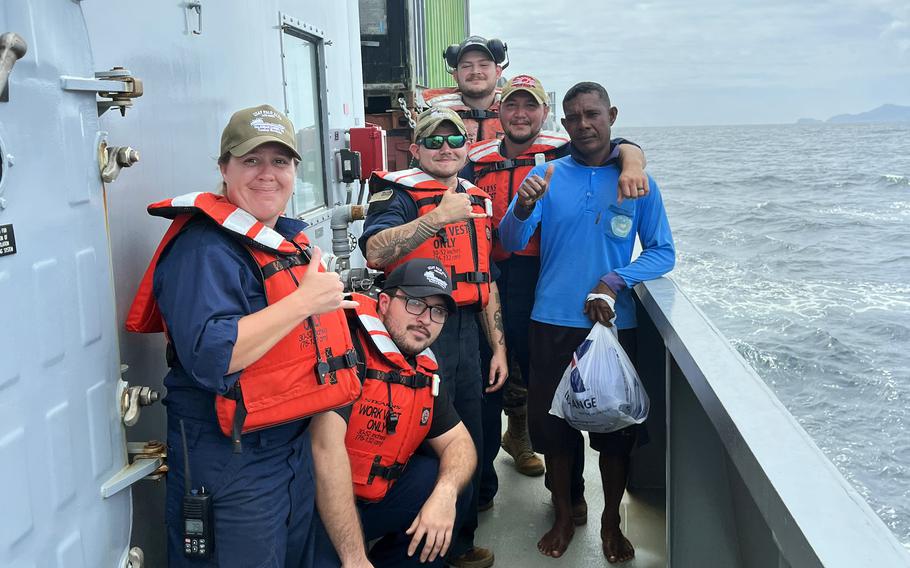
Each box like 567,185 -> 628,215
364,369 -> 432,389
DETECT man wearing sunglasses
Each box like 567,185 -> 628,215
361,108 -> 505,568
311,259 -> 476,567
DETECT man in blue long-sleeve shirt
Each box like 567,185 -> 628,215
499,81 -> 675,563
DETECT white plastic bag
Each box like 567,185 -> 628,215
549,323 -> 649,433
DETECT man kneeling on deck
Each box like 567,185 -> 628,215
311,259 -> 476,567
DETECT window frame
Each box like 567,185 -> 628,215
278,13 -> 332,217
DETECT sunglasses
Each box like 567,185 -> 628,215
417,134 -> 467,150
393,293 -> 450,324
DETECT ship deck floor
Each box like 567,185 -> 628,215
475,434 -> 666,568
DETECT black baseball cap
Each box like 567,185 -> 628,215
455,35 -> 496,62
381,259 -> 456,313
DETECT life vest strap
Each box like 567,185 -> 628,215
368,456 -> 406,483
328,349 -> 359,371
456,108 -> 499,120
228,382 -> 247,454
364,368 -> 432,389
414,194 -> 487,209
475,157 -> 536,179
261,255 -> 306,280
315,348 -> 358,384
453,271 -> 490,284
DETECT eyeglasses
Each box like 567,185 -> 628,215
417,134 -> 467,150
394,293 -> 450,324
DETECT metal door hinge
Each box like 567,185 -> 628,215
101,440 -> 167,498
60,67 -> 143,116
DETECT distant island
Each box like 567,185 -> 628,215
797,104 -> 910,124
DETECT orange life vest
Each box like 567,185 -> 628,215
367,169 -> 493,308
344,293 -> 439,502
126,192 -> 361,450
421,87 -> 504,144
467,131 -> 569,261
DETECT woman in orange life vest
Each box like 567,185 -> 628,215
126,105 -> 372,567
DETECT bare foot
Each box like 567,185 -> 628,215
537,518 -> 575,558
602,526 -> 635,564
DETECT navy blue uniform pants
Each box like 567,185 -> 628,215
310,454 -> 473,567
431,309 -> 483,558
166,415 -> 315,567
479,255 -> 540,504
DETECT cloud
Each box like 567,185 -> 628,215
470,0 -> 910,125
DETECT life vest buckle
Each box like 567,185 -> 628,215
368,456 -> 405,484
455,271 -> 489,284
458,108 -> 499,120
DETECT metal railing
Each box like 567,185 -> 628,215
633,277 -> 909,567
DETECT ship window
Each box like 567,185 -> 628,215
281,26 -> 328,215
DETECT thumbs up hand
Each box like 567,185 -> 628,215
295,246 -> 359,316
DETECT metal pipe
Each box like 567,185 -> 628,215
330,204 -> 367,269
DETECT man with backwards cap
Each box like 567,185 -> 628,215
421,35 -> 507,144
310,259 -> 476,567
360,108 -> 505,567
462,74 -> 649,508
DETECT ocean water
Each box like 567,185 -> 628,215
616,122 -> 910,548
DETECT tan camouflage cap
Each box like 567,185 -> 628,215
220,104 -> 301,160
501,74 -> 549,105
413,107 -> 468,140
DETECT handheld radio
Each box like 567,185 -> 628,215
180,420 -> 214,559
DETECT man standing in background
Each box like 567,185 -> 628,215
499,81 -> 675,563
421,35 -> 508,144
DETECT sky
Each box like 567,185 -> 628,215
469,0 -> 910,126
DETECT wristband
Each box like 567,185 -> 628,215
585,293 -> 615,310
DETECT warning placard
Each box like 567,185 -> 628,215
0,224 -> 15,257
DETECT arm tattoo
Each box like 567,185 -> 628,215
485,289 -> 506,348
493,310 -> 505,345
367,218 -> 438,267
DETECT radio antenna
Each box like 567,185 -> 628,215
180,419 -> 192,495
